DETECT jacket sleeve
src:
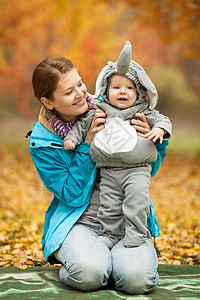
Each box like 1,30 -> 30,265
150,140 -> 169,177
30,142 -> 96,207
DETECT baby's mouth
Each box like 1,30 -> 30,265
118,97 -> 128,101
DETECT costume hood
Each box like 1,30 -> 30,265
93,41 -> 158,110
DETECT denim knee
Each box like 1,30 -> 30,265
111,237 -> 159,295
116,267 -> 159,295
59,258 -> 110,292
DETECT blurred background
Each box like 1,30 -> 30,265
0,0 -> 199,267
0,0 -> 199,146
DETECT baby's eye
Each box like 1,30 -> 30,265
78,81 -> 83,87
127,86 -> 133,89
113,86 -> 119,89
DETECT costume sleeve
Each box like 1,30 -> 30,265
30,142 -> 96,207
150,140 -> 169,177
63,109 -> 95,145
143,108 -> 172,139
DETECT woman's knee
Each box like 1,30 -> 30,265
55,223 -> 112,291
116,267 -> 159,295
59,258 -> 111,292
112,238 -> 158,294
77,260 -> 109,291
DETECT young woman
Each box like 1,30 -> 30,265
29,56 -> 168,295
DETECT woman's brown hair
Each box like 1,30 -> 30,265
32,56 -> 75,101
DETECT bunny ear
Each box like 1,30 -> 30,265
117,41 -> 132,75
137,69 -> 159,110
93,65 -> 110,98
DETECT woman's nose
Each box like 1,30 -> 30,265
75,87 -> 84,97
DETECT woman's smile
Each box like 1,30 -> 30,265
73,97 -> 86,106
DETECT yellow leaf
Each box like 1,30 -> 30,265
182,242 -> 193,248
164,253 -> 173,259
1,245 -> 11,252
18,265 -> 29,270
3,264 -> 11,267
3,254 -> 13,260
14,262 -> 28,270
14,243 -> 24,249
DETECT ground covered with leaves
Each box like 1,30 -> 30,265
0,145 -> 199,269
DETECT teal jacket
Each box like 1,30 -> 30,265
29,121 -> 168,264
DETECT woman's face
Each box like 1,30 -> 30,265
50,68 -> 88,122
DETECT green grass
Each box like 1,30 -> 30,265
1,136 -> 200,154
168,137 -> 200,152
0,118 -> 199,153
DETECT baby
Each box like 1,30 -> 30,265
63,41 -> 172,249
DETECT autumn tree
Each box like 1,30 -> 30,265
0,0 -> 199,117
0,0 -> 127,116
125,0 -> 200,101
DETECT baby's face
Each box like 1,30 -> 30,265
109,75 -> 137,109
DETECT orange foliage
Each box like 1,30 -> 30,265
0,0 -> 127,115
0,146 -> 199,268
125,0 -> 200,59
0,0 -> 199,116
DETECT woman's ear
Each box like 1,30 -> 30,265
40,97 -> 54,110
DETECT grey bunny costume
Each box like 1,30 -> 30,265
64,41 -> 172,249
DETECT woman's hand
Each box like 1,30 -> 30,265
131,113 -> 166,143
131,113 -> 151,137
84,109 -> 106,144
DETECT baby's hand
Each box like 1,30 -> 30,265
145,127 -> 164,144
63,139 -> 75,150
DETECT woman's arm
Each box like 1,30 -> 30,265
30,142 -> 96,208
30,110 -> 107,208
130,112 -> 169,177
149,140 -> 169,177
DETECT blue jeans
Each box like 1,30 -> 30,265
54,223 -> 159,295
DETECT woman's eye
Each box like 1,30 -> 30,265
66,90 -> 72,95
